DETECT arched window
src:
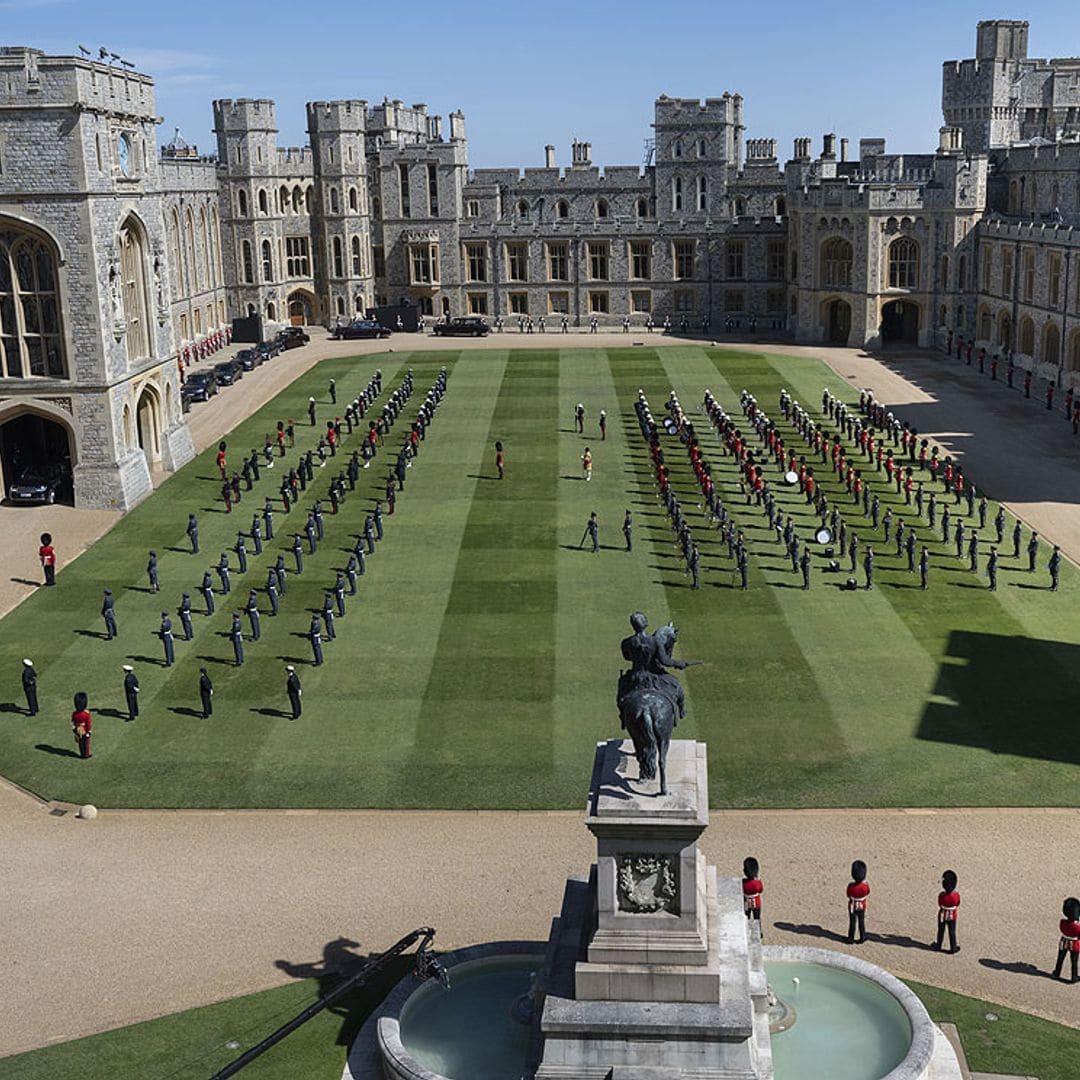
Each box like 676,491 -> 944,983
732,197 -> 747,219
958,254 -> 967,290
941,254 -> 950,290
351,235 -> 362,275
200,208 -> 212,289
672,177 -> 683,212
280,185 -> 290,214
261,240 -> 273,282
210,207 -> 223,286
697,138 -> 706,157
330,188 -> 339,214
1019,315 -> 1034,355
266,301 -> 276,321
556,200 -> 569,219
1043,322 -> 1060,365
978,307 -> 992,341
237,189 -> 248,217
774,196 -> 786,218
193,307 -> 202,335
596,199 -> 608,219
997,310 -> 1012,348
304,187 -> 314,213
673,139 -> 682,159
258,188 -> 268,214
1068,329 -> 1080,371
636,198 -> 648,219
169,208 -> 184,295
0,224 -> 67,378
349,187 -> 358,212
122,403 -> 133,449
336,296 -> 345,316
888,236 -> 919,289
333,236 -> 344,278
517,200 -> 530,221
118,216 -> 152,361
183,209 -> 197,292
241,240 -> 254,284
697,176 -> 707,212
820,237 -> 853,288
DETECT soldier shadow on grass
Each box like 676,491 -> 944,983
126,654 -> 166,667
916,630 -> 1080,765
168,706 -> 205,718
978,957 -> 1058,981
35,743 -> 80,758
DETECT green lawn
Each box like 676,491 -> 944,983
1,346 -> 1079,808
1,967 -> 1074,1080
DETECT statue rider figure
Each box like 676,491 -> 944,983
617,611 -> 688,727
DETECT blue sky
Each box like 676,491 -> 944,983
3,0 -> 1078,168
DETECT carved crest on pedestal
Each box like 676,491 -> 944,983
617,854 -> 678,914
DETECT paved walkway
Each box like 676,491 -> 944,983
1,777 -> 1077,1058
4,332 -> 1080,1059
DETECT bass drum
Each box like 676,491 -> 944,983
784,470 -> 799,485
815,527 -> 832,545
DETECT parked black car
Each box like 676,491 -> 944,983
234,348 -> 261,371
213,360 -> 243,386
181,371 -> 219,403
433,316 -> 491,337
275,327 -> 310,349
255,339 -> 281,361
331,320 -> 391,340
8,464 -> 67,505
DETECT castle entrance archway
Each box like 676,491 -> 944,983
0,406 -> 75,505
823,298 -> 851,345
881,300 -> 919,346
287,289 -> 316,326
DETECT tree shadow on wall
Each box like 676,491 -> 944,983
916,630 -> 1080,765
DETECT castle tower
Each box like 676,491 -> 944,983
307,100 -> 373,322
0,47 -> 192,509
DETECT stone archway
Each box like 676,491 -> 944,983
136,385 -> 162,464
0,403 -> 76,504
287,289 -> 316,326
822,298 -> 851,345
881,300 -> 919,346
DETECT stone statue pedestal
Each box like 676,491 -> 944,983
532,739 -> 773,1079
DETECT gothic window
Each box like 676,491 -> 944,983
673,139 -> 682,159
940,254 -> 949,290
887,236 -> 919,289
258,188 -> 268,214
285,237 -> 310,277
330,188 -> 339,214
197,208 -> 209,290
588,242 -> 609,280
237,189 -> 248,217
774,196 -> 786,218
673,240 -> 695,280
1043,322 -> 1060,365
465,243 -> 487,282
629,240 -> 650,279
556,200 -> 569,219
596,199 -> 608,219
352,235 -> 362,275
1022,249 -> 1036,302
261,240 -> 273,282
1050,254 -> 1063,307
636,198 -> 648,219
505,241 -> 528,281
349,187 -> 358,212
1069,330 -> 1080,372
697,138 -> 706,158
547,242 -> 569,281
184,209 -> 197,291
732,197 -> 747,219
332,236 -> 344,277
672,177 -> 683,213
336,297 -> 345,316
169,208 -> 184,296
241,240 -> 254,284
1019,315 -> 1034,355
0,225 -> 67,378
517,200 -> 530,221
305,187 -> 314,214
119,216 -> 152,361
697,176 -> 707,212
821,237 -> 853,288
428,165 -> 439,215
958,254 -> 967,290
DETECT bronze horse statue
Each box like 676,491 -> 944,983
618,622 -> 685,796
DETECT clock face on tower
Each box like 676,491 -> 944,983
117,133 -> 132,176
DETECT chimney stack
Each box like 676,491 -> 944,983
545,144 -> 556,168
822,133 -> 837,160
840,138 -> 849,162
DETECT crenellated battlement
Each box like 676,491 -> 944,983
212,98 -> 277,134
306,99 -> 368,135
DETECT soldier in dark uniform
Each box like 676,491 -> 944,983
927,492 -> 937,529
200,571 -> 215,615
940,506 -> 950,544
263,498 -> 274,541
954,519 -> 965,559
882,507 -> 892,545
905,529 -> 916,573
292,534 -> 304,574
286,665 -> 303,719
1049,545 -> 1061,592
334,573 -> 347,616
870,495 -> 880,530
123,664 -> 139,720
235,533 -> 248,574
345,553 -> 359,594
245,589 -> 261,640
274,554 -> 287,595
314,501 -> 325,541
994,506 -> 1005,545
1027,530 -> 1040,572
968,531 -> 979,573
977,495 -> 988,530
374,501 -> 384,541
623,510 -> 633,552
363,515 -> 376,555
305,513 -> 318,555
353,538 -> 367,576
229,612 -> 244,666
688,545 -> 700,589
582,511 -> 599,553
102,589 -> 117,639
265,570 -> 279,615
322,592 -> 336,640
22,659 -> 38,715
800,548 -> 811,590
216,552 -> 231,594
309,614 -> 324,666
863,546 -> 874,590
987,546 -> 998,591
187,513 -> 199,554
1012,519 -> 1022,559
199,667 -> 213,718
848,532 -> 859,572
179,592 -> 194,640
919,546 -> 930,590
308,396 -> 317,426
159,611 -> 175,667
737,549 -> 749,590
329,378 -> 337,404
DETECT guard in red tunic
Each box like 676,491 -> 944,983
216,441 -> 228,480
742,857 -> 763,931
933,869 -> 961,954
846,859 -> 870,944
71,691 -> 92,759
1053,897 -> 1080,983
38,532 -> 56,586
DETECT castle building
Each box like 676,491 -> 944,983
1,19 -> 1078,509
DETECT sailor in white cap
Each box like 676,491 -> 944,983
122,664 -> 139,721
22,659 -> 38,716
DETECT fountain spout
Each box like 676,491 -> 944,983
415,946 -> 451,991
